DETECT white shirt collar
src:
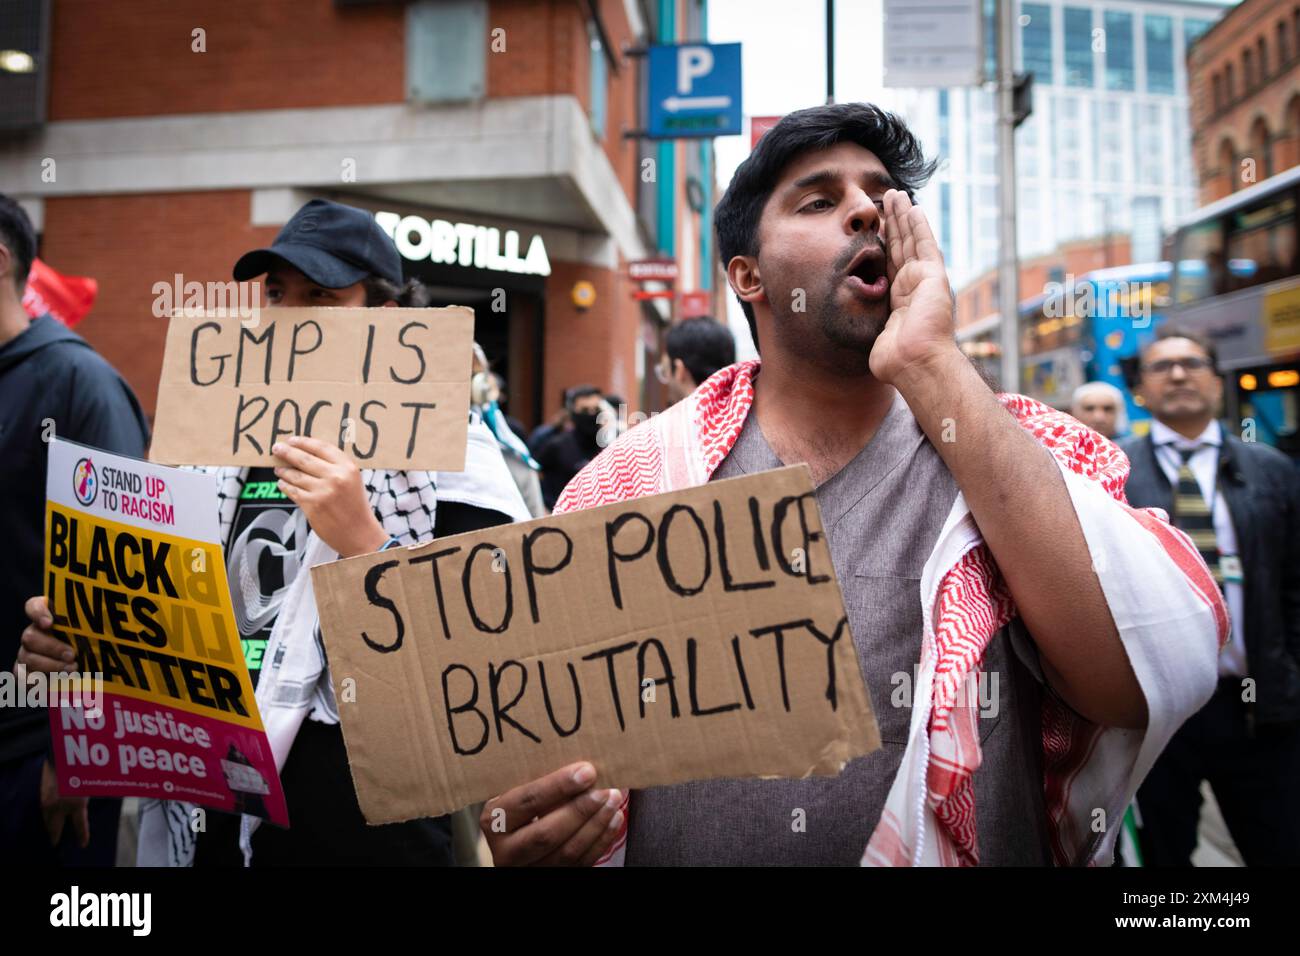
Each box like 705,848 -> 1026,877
1150,418 -> 1222,450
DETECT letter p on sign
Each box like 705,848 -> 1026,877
678,46 -> 713,94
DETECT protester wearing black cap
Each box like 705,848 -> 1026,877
233,198 -> 414,302
18,199 -> 531,867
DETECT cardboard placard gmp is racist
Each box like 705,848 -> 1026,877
150,307 -> 473,470
311,465 -> 880,824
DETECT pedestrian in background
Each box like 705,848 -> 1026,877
657,317 -> 737,406
0,193 -> 150,866
535,384 -> 604,510
472,343 -> 547,518
1071,380 -> 1128,440
1123,325 -> 1300,866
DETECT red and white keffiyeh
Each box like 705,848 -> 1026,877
555,360 -> 1228,867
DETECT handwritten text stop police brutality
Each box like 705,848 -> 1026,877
312,466 -> 880,824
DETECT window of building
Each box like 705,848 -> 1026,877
940,183 -> 952,261
1217,137 -> 1236,191
1021,4 -> 1053,82
1280,21 -> 1291,65
1174,111 -> 1190,186
1059,151 -> 1081,180
939,89 -> 950,158
1103,146 -> 1123,183
1184,18 -> 1214,49
1132,104 -> 1144,183
1225,62 -> 1235,100
1105,10 -> 1135,90
1258,36 -> 1269,81
406,0 -> 488,103
985,0 -> 997,80
1250,116 -> 1274,179
1243,48 -> 1254,90
1212,72 -> 1222,110
1145,15 -> 1175,94
1020,141 -> 1039,177
1064,7 -> 1095,87
588,19 -> 608,139
1137,105 -> 1165,185
1091,98 -> 1108,181
1022,112 -> 1039,145
1149,112 -> 1170,187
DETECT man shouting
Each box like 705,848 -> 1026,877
479,104 -> 1227,867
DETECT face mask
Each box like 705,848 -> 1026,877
572,410 -> 600,441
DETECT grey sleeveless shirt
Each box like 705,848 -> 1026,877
623,392 -> 1053,865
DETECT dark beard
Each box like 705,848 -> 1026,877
769,235 -> 890,372
815,292 -> 890,354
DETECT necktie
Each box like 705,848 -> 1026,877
1171,446 -> 1223,588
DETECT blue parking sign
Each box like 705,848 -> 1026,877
647,42 -> 742,139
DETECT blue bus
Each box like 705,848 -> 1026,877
959,263 -> 1174,437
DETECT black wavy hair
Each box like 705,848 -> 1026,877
666,317 -> 736,386
714,103 -> 937,350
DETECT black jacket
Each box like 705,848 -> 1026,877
1120,428 -> 1300,725
0,315 -> 150,763
537,429 -> 601,510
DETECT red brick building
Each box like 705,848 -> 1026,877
3,0 -> 723,426
1188,0 -> 1300,203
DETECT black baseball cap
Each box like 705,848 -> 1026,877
233,199 -> 403,288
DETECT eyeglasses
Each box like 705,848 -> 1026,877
1142,357 -> 1214,376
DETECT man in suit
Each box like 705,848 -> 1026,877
1122,324 -> 1300,865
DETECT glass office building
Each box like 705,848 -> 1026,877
889,0 -> 1231,289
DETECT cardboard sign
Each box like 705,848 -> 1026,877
312,465 -> 880,824
43,438 -> 288,824
149,307 -> 473,470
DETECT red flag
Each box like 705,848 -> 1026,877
22,257 -> 98,327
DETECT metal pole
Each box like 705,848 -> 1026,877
826,0 -> 835,104
996,0 -> 1020,393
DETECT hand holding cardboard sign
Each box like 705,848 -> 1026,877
272,436 -> 388,558
311,466 -> 879,829
480,761 -> 624,866
149,307 -> 474,470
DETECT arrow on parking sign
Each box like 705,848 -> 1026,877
663,95 -> 732,112
647,42 -> 742,138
